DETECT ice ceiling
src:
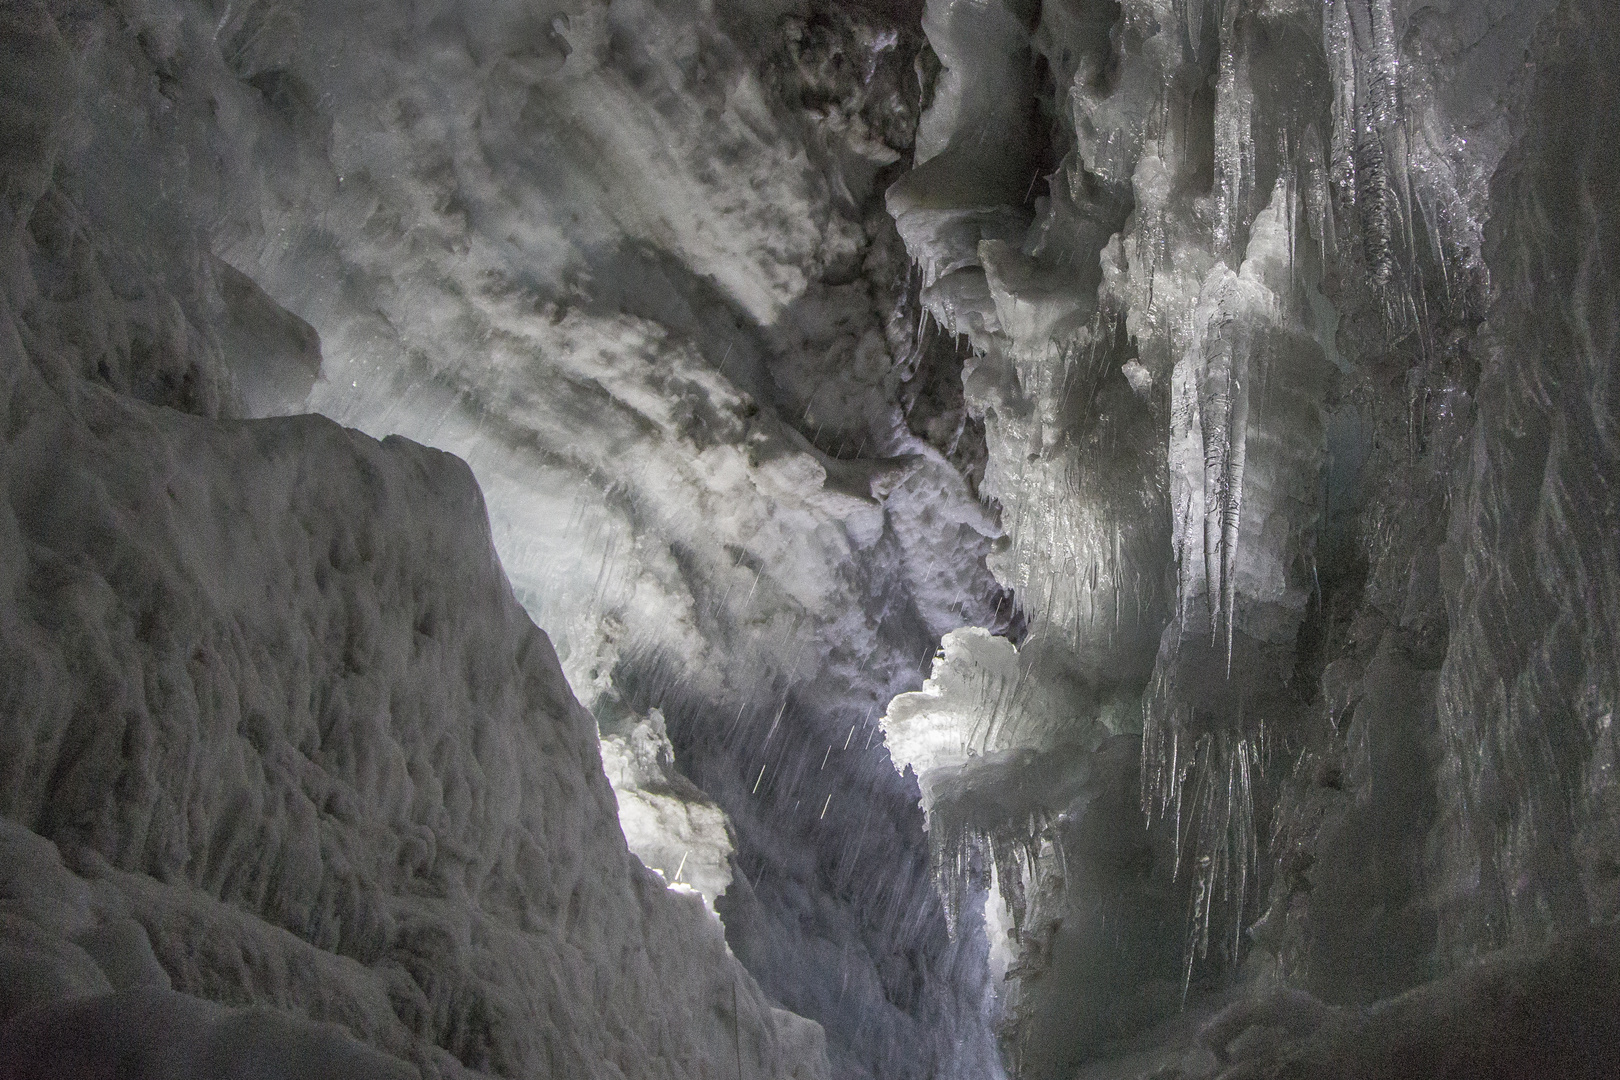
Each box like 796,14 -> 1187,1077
0,0 -> 1616,1076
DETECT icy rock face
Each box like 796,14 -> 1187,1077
0,257 -> 831,1079
0,0 -> 1011,1075
888,0 -> 1620,1073
1430,0 -> 1620,957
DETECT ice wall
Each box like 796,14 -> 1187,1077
0,184 -> 827,1080
0,0 -> 1011,1075
886,0 -> 1620,1074
1431,0 -> 1620,958
599,708 -> 735,914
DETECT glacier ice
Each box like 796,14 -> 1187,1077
2,0 -> 1618,1075
882,0 -> 1620,1073
0,296 -> 829,1076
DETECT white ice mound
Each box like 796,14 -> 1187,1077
0,336 -> 828,1078
882,627 -> 1027,810
882,627 -> 1133,815
600,709 -> 736,915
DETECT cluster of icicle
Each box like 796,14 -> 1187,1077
893,632 -> 1081,934
1137,0 -> 1461,982
931,811 -> 1046,944
1141,664 -> 1268,990
892,0 -> 1498,989
990,319 -> 1163,652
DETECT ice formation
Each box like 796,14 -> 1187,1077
881,0 -> 1620,1073
599,709 -> 736,913
0,0 -> 1006,1076
2,0 -> 1618,1075
0,281 -> 828,1076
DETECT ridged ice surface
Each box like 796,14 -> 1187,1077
0,1 -> 1016,1076
0,288 -> 827,1077
888,0 -> 1619,1074
1432,2 -> 1620,956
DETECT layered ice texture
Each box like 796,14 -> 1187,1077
3,0 -> 1618,1075
883,0 -> 1620,1074
0,227 -> 828,1077
0,0 -> 1012,1076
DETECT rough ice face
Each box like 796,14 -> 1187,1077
1430,0 -> 1620,957
3,974 -> 416,1080
887,0 -> 1620,1072
0,0 -> 1013,1075
0,281 -> 828,1077
600,709 -> 736,914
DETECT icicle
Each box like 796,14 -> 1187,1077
1366,0 -> 1400,131
1211,0 -> 1251,262
1199,322 -> 1234,626
1324,0 -> 1357,208
1221,345 -> 1249,676
1302,123 -> 1334,253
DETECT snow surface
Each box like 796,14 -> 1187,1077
0,0 -> 1010,1075
0,203 -> 828,1075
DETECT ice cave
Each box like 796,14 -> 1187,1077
0,0 -> 1616,1076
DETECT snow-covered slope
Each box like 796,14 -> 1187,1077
0,239 -> 830,1076
0,309 -> 829,1076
